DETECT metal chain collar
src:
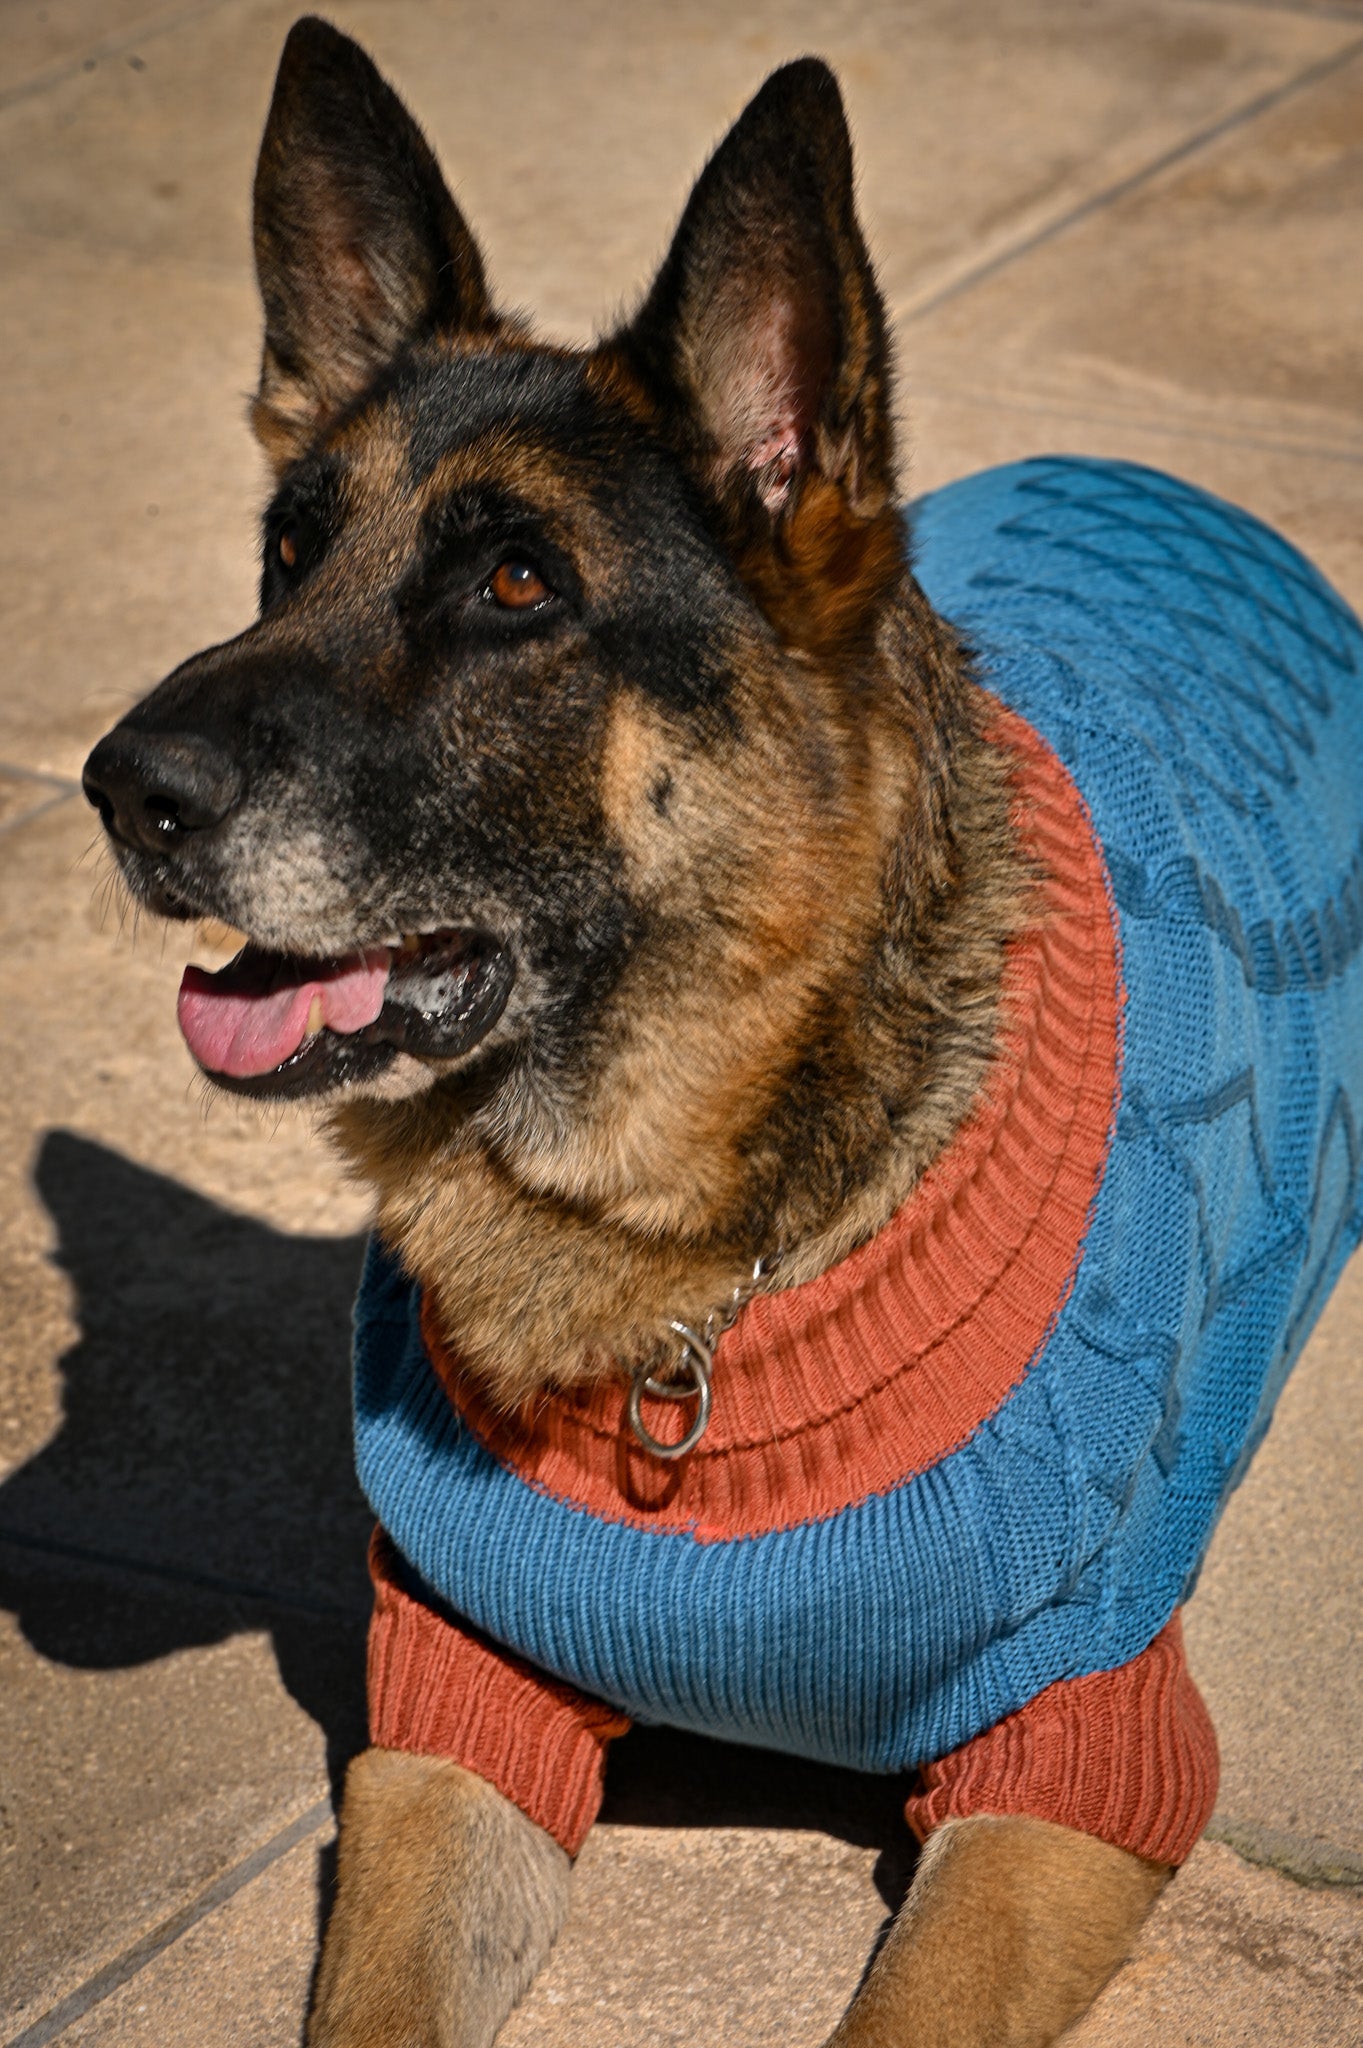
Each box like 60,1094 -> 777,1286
626,1252 -> 779,1462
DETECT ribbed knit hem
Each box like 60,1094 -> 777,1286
905,1613 -> 1218,1868
366,1530 -> 630,1856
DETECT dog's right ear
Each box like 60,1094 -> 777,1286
610,59 -> 900,661
251,16 -> 495,471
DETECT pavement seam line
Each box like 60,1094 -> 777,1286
900,31 -> 1363,323
0,1527 -> 369,1622
0,0 -> 243,116
0,764 -> 81,788
2,1800 -> 334,2048
0,791 -> 78,840
902,379 -> 1363,466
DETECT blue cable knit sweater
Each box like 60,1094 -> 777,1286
354,458 -> 1363,1778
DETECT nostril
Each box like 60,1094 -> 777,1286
143,791 -> 186,839
81,728 -> 245,853
83,779 -> 116,831
81,753 -> 122,832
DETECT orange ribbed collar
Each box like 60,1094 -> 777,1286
422,706 -> 1122,1541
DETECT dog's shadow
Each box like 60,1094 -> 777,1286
1,1129 -> 918,1923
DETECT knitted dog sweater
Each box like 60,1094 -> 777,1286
353,458 -> 1363,1862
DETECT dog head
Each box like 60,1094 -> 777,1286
83,19 -> 948,1235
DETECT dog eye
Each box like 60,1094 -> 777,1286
277,522 -> 300,570
486,561 -> 551,610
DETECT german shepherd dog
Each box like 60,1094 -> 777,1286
82,18 -> 1193,2045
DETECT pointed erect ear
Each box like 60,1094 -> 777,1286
251,17 -> 496,470
618,60 -> 895,529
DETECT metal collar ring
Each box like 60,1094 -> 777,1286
627,1320 -> 713,1461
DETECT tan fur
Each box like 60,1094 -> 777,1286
825,1816 -> 1170,2048
733,475 -> 904,664
309,1751 -> 570,2048
311,1767 -> 1168,2048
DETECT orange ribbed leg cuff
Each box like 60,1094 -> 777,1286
905,1613 -> 1219,1867
366,1530 -> 630,1856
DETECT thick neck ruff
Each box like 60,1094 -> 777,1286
419,703 -> 1123,1541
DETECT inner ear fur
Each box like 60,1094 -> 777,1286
252,15 -> 496,470
613,59 -> 901,657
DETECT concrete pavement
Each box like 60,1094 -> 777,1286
3,2 -> 1362,2041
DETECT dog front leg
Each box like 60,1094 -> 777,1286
824,1814 -> 1169,2048
308,1747 -> 570,2048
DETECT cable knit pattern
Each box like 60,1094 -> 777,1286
353,458 -> 1363,1853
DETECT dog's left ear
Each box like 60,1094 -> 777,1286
613,59 -> 899,654
251,17 -> 497,470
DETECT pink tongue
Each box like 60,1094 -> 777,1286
177,949 -> 391,1078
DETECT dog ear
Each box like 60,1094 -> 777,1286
614,60 -> 899,653
251,16 -> 495,470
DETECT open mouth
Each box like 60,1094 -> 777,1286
176,929 -> 514,1100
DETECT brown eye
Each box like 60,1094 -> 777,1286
277,524 -> 299,569
488,560 -> 550,610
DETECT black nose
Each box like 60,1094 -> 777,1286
82,727 -> 245,853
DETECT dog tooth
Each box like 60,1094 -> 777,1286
195,918 -> 250,961
305,994 -> 324,1037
